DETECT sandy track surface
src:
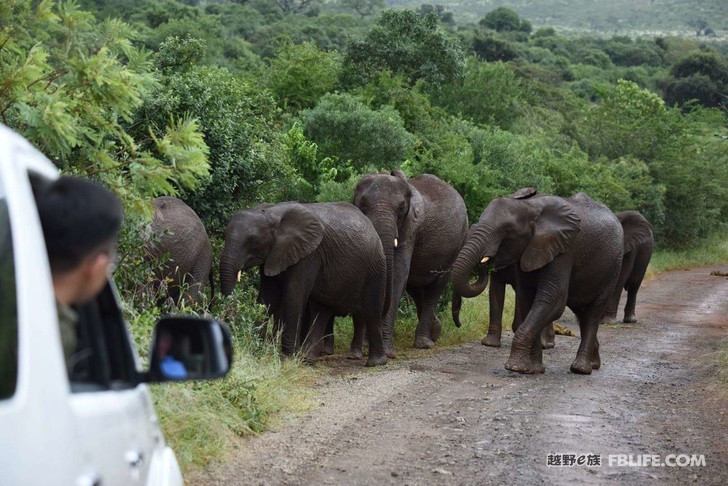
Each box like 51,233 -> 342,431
192,265 -> 728,485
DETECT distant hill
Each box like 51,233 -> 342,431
387,0 -> 727,37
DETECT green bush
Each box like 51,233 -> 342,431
134,64 -> 295,232
300,93 -> 417,170
263,38 -> 341,113
431,57 -> 527,130
341,8 -> 465,90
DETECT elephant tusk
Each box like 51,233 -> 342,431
237,270 -> 242,282
394,238 -> 398,248
480,256 -> 490,264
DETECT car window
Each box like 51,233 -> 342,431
28,172 -> 138,393
0,172 -> 18,399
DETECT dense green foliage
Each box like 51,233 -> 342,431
3,0 -> 727,472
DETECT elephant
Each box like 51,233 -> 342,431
219,202 -> 388,366
145,196 -> 213,304
477,264 -> 555,349
353,170 -> 468,357
451,188 -> 623,374
603,211 -> 654,323
453,226 -> 555,350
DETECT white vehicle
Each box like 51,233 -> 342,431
0,125 -> 231,486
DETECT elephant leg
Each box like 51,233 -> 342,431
506,272 -> 567,374
570,306 -> 602,374
541,322 -> 556,349
302,304 -> 333,362
412,276 -> 447,349
259,277 -> 282,341
280,268 -> 316,357
623,251 -> 649,323
356,310 -> 388,367
483,273 -> 507,347
380,255 -> 411,359
348,314 -> 366,360
322,315 -> 335,356
623,287 -> 639,324
605,253 -> 631,323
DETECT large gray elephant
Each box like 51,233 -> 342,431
452,189 -> 623,374
219,202 -> 388,366
353,170 -> 468,357
145,196 -> 212,304
604,210 -> 654,323
474,264 -> 554,349
453,217 -> 555,350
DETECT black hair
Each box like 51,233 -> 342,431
31,175 -> 123,274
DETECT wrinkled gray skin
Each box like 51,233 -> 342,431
220,202 -> 388,366
478,264 -> 556,349
146,196 -> 212,304
353,170 -> 468,357
604,211 -> 654,323
452,189 -> 623,374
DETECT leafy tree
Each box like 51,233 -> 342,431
339,0 -> 383,19
300,93 -> 416,170
276,0 -> 318,15
471,31 -> 519,62
0,0 -> 209,206
663,51 -> 728,110
341,8 -> 465,91
135,58 -> 293,231
480,7 -> 532,34
432,57 -> 527,130
418,4 -> 454,25
264,38 -> 341,112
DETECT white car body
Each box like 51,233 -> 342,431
0,125 -> 183,486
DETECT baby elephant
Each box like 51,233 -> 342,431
219,202 -> 388,366
145,196 -> 213,304
604,211 -> 654,323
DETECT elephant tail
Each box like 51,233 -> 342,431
452,291 -> 463,328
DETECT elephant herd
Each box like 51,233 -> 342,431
145,171 -> 654,375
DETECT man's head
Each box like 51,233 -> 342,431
32,175 -> 123,305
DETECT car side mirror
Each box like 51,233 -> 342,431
144,316 -> 232,383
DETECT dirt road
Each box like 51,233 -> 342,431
193,266 -> 728,485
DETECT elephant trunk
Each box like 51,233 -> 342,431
451,292 -> 463,327
369,209 -> 397,318
220,245 -> 245,296
452,225 -> 496,298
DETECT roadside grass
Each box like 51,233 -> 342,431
122,277 -> 317,473
122,230 -> 728,473
645,232 -> 728,280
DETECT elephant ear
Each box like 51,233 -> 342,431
263,204 -> 324,277
619,211 -> 653,255
509,187 -> 538,200
520,197 -> 581,272
391,168 -> 408,181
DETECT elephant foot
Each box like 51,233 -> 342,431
623,314 -> 637,324
591,350 -> 601,370
321,335 -> 334,356
385,346 -> 398,359
570,355 -> 593,375
430,319 -> 442,342
347,349 -> 364,360
602,313 -> 617,323
366,354 -> 388,367
541,337 -> 555,349
505,355 -> 542,374
481,334 -> 501,347
414,335 -> 435,349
